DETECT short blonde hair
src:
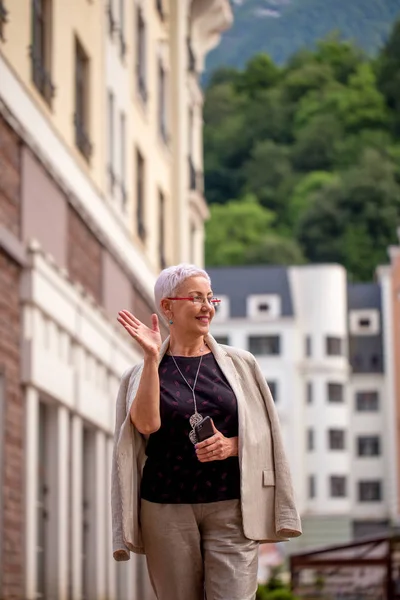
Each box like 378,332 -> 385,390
154,263 -> 211,322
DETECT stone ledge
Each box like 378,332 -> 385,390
0,225 -> 26,266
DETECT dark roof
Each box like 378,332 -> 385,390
347,283 -> 381,310
207,266 -> 293,317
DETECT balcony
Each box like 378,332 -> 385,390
74,114 -> 92,161
29,46 -> 55,106
136,67 -> 148,104
187,39 -> 196,73
107,2 -> 117,36
188,157 -> 204,194
189,0 -> 233,60
0,0 -> 8,41
156,0 -> 165,21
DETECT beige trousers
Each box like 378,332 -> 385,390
140,499 -> 259,600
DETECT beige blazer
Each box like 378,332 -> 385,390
111,334 -> 302,561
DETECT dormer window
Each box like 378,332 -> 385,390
247,295 -> 281,319
349,310 -> 379,335
359,318 -> 370,327
258,303 -> 270,312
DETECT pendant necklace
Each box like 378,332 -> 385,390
169,352 -> 203,444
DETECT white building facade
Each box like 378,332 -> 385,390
208,264 -> 396,552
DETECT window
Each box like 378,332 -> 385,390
305,335 -> 312,357
74,38 -> 92,160
156,0 -> 164,20
357,436 -> 380,457
187,37 -> 196,72
327,383 -> 344,403
249,335 -> 280,355
118,0 -> 126,58
371,354 -> 382,371
306,381 -> 313,404
328,429 -> 345,450
359,318 -> 371,328
308,475 -> 316,499
214,336 -> 229,345
358,481 -> 382,502
330,476 -> 347,498
349,309 -> 380,335
136,149 -> 146,241
247,295 -> 281,319
30,0 -> 55,105
356,391 -> 379,411
307,428 -> 314,451
107,0 -> 116,36
326,336 -> 344,356
0,1 -> 8,41
136,6 -> 147,102
267,381 -> 277,402
188,108 -> 196,190
158,190 -> 166,269
158,59 -> 167,143
107,90 -> 115,193
120,112 -> 126,207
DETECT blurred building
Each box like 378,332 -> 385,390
0,1 -> 232,599
378,228 -> 400,521
208,264 -> 397,552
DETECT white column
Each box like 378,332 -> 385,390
47,405 -> 70,600
106,436 -> 117,600
88,430 -> 107,597
25,387 -> 39,600
70,414 -> 83,600
378,266 -> 398,521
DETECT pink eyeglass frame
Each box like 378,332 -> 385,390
167,297 -> 221,305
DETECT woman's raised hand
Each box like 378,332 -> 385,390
117,310 -> 162,359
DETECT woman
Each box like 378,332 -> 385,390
112,264 -> 301,600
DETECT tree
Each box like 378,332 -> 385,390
291,114 -> 344,172
288,171 -> 338,224
243,141 -> 292,214
203,21 -> 400,280
314,34 -> 365,83
297,150 -> 400,280
377,19 -> 400,135
244,236 -> 305,266
205,195 -> 275,266
235,54 -> 281,98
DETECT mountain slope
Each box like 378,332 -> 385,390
205,0 -> 400,76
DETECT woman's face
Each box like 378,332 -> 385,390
164,275 -> 215,336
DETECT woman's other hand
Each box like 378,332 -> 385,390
117,310 -> 162,359
195,420 -> 238,462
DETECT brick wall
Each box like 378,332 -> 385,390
0,117 -> 23,600
67,205 -> 103,304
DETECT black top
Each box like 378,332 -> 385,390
140,352 -> 240,504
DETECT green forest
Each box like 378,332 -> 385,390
203,21 -> 400,281
205,0 -> 400,76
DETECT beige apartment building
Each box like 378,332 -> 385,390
0,1 -> 232,598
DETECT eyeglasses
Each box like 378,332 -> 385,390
167,296 -> 221,306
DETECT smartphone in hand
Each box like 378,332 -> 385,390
195,416 -> 214,443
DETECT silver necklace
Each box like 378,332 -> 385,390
170,353 -> 203,444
